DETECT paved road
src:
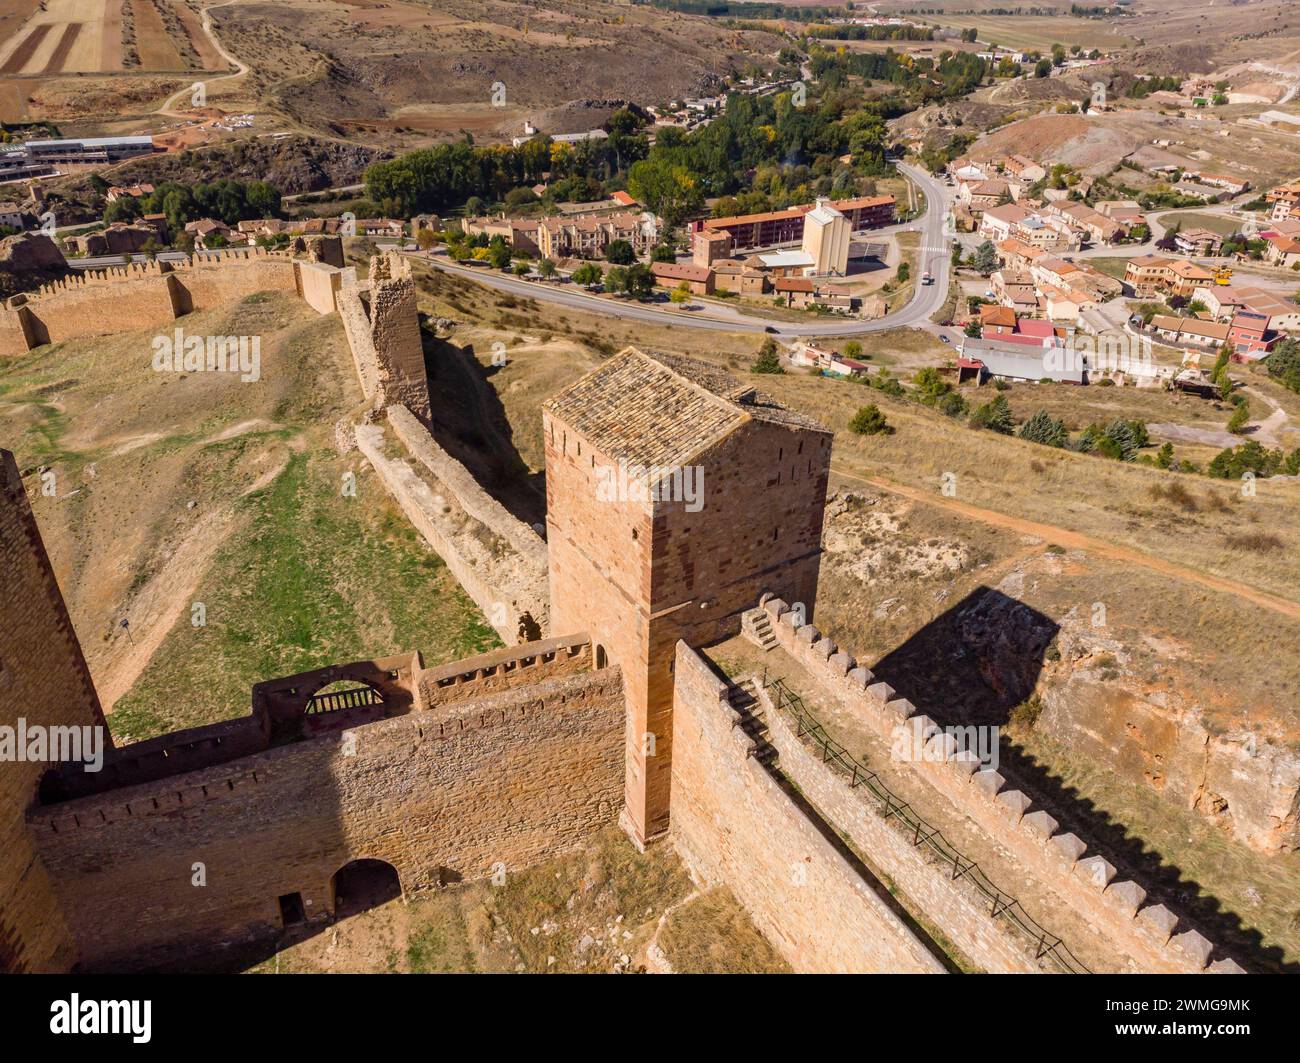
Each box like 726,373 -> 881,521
419,161 -> 955,340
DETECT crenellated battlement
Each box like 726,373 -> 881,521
751,596 -> 1245,974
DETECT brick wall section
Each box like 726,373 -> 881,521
419,634 -> 589,706
754,682 -> 1043,973
760,596 -> 1244,974
29,667 -> 625,972
545,410 -> 831,846
0,451 -> 107,972
355,419 -> 548,644
0,250 -> 299,355
669,642 -> 945,974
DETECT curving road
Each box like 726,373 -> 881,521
418,162 -> 955,340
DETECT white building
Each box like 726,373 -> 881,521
800,198 -> 850,277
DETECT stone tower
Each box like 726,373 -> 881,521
336,252 -> 431,423
543,348 -> 832,847
0,450 -> 108,971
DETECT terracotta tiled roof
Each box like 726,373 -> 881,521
543,347 -> 827,470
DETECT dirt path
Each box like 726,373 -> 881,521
830,465 -> 1300,623
154,1 -> 247,117
94,507 -> 241,710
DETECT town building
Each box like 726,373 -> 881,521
651,260 -> 714,295
800,198 -> 851,276
1173,227 -> 1221,256
695,195 -> 894,252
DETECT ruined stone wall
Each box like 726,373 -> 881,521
544,410 -> 831,846
0,451 -> 107,972
668,642 -> 945,974
388,404 -> 547,573
30,667 -> 625,972
355,418 -> 548,644
335,254 -> 431,423
294,259 -> 343,315
0,250 -> 298,355
760,596 -> 1244,974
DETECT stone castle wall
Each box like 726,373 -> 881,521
295,258 -> 344,315
0,451 -> 108,973
0,249 -> 299,355
336,254 -> 431,423
355,415 -> 548,645
29,664 -> 624,971
668,641 -> 945,974
754,681 -> 1043,973
759,596 -> 1244,974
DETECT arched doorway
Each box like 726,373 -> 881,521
331,859 -> 402,919
595,644 -> 608,669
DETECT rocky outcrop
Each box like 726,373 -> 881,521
0,232 -> 70,300
0,232 -> 67,273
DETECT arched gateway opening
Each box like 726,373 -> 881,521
331,859 -> 402,919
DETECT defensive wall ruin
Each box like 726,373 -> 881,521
0,237 -> 1268,974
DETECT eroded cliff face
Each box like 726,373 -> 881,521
949,566 -> 1300,856
1032,626 -> 1300,854
816,495 -> 1300,857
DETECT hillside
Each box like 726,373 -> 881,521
0,289 -> 498,741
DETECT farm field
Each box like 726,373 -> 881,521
926,15 -> 1141,52
0,0 -> 225,75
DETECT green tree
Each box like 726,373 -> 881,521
849,404 -> 893,435
487,236 -> 512,270
1018,409 -> 1068,447
972,240 -> 998,276
970,393 -> 1014,434
603,265 -> 628,294
750,337 -> 784,374
571,262 -> 602,286
605,239 -> 635,264
624,262 -> 654,299
1227,400 -> 1250,435
538,258 -> 557,278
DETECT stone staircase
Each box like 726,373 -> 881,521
727,678 -> 777,767
740,607 -> 778,651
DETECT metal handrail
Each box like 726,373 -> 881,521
754,670 -> 1092,975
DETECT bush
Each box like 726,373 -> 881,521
1227,400 -> 1250,435
849,404 -> 893,435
